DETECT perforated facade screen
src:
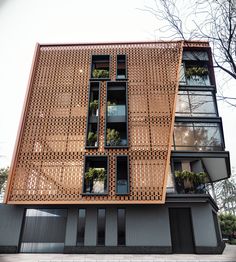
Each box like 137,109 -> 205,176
5,41 -> 193,204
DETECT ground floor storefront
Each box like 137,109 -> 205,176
0,194 -> 224,254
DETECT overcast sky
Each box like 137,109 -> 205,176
0,0 -> 235,172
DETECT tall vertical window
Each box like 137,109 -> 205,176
117,208 -> 126,246
105,82 -> 128,147
117,55 -> 127,79
86,82 -> 100,148
116,156 -> 129,194
77,209 -> 86,246
97,208 -> 106,246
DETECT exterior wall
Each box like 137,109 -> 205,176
126,205 -> 171,246
191,203 -> 217,246
0,196 -> 225,254
0,204 -> 24,252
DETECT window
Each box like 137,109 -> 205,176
77,209 -> 86,246
116,156 -> 129,194
97,208 -> 106,246
117,55 -> 127,79
105,82 -> 128,147
173,122 -> 223,151
83,156 -> 108,194
184,62 -> 211,86
86,82 -> 100,148
91,55 -> 110,79
180,51 -> 211,86
117,209 -> 126,246
176,91 -> 217,117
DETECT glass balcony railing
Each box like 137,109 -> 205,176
107,105 -> 126,116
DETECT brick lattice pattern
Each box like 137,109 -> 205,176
6,42 -> 184,204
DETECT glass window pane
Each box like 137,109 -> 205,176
116,156 -> 129,194
77,209 -> 86,246
97,209 -> 106,246
174,122 -> 223,151
176,91 -> 217,117
118,209 -> 126,246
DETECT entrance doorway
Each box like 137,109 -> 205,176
169,208 -> 195,253
20,209 -> 67,253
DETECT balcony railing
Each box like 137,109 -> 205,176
107,105 -> 126,117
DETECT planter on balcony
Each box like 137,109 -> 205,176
175,170 -> 208,194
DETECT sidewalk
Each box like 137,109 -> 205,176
0,244 -> 235,262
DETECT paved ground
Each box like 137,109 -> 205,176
0,245 -> 235,262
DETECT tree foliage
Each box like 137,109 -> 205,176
0,166 -> 9,193
142,0 -> 236,106
218,213 -> 236,239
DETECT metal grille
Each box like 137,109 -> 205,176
5,41 -> 185,204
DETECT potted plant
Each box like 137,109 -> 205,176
92,69 -> 109,78
185,66 -> 209,85
175,170 -> 208,193
89,100 -> 98,116
87,131 -> 97,146
84,167 -> 106,193
106,128 -> 121,146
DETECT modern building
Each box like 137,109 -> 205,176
0,41 -> 231,254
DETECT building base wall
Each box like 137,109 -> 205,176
0,195 -> 225,254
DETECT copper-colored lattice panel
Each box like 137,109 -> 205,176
5,41 -> 184,204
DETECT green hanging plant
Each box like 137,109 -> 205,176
89,100 -> 98,113
185,66 -> 208,78
87,131 -> 97,146
106,128 -> 121,146
175,170 -> 208,193
92,69 -> 109,78
107,101 -> 116,106
85,167 -> 106,182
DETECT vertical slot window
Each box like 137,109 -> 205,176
116,156 -> 129,194
97,208 -> 106,246
117,55 -> 127,79
117,208 -> 126,246
91,55 -> 110,79
77,209 -> 86,246
105,82 -> 128,147
86,82 -> 99,148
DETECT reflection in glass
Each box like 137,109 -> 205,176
176,91 -> 217,117
108,105 -> 126,116
173,122 -> 223,151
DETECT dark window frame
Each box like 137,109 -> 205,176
85,82 -> 100,149
82,155 -> 109,196
173,117 -> 225,151
117,208 -> 126,246
90,55 -> 111,81
116,54 -> 127,80
116,155 -> 129,195
77,208 -> 86,246
105,81 -> 129,149
97,208 -> 106,246
175,90 -> 218,117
